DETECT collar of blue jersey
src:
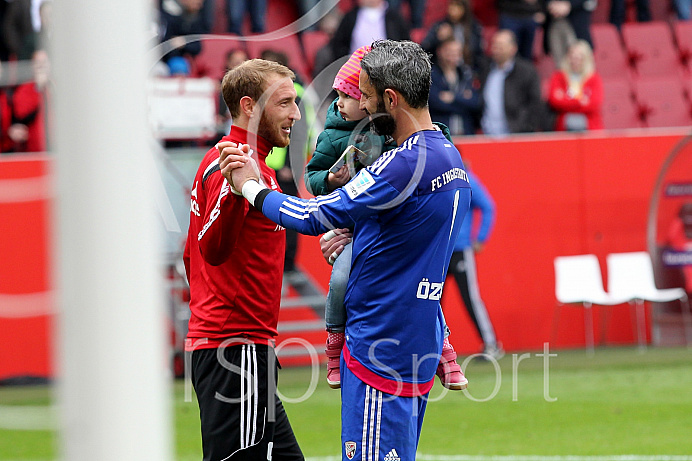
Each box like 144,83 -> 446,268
225,125 -> 274,159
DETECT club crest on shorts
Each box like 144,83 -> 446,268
345,441 -> 356,459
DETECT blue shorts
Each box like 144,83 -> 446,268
340,360 -> 429,461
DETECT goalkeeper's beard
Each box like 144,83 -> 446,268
370,97 -> 397,137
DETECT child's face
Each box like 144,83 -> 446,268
336,90 -> 367,121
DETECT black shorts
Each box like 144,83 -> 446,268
191,342 -> 304,461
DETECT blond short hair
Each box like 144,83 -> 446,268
222,59 -> 295,118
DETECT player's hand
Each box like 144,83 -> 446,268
473,241 -> 485,253
218,142 -> 260,190
320,228 -> 352,265
218,141 -> 246,169
327,165 -> 350,190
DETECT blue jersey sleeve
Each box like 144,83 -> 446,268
259,167 -> 411,236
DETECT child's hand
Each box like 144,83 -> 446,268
327,165 -> 351,190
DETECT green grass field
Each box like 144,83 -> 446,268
2,346 -> 692,460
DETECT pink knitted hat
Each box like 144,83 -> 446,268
332,45 -> 371,100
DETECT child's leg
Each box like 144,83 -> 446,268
324,242 -> 352,389
325,242 -> 352,332
436,306 -> 468,390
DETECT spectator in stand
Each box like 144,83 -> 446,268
0,2 -> 8,61
547,40 -> 603,132
0,60 -> 13,153
674,0 -> 691,20
429,37 -> 481,136
479,29 -> 544,135
2,0 -> 34,60
226,47 -> 248,72
0,49 -> 49,153
328,0 -> 409,60
296,0 -> 335,32
37,1 -> 51,48
161,0 -> 209,74
421,0 -> 484,73
311,8 -> 343,79
496,0 -> 544,60
216,48 -> 247,138
387,0 -> 427,29
610,0 -> 650,30
199,0 -> 216,33
226,0 -> 266,35
665,202 -> 692,294
543,0 -> 594,66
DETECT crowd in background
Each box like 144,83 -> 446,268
0,0 -> 51,153
141,0 -> 692,138
1,0 -> 692,154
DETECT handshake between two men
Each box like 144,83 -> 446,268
217,141 -> 260,193
215,141 -> 353,266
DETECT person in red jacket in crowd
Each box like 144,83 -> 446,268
0,50 -> 49,153
13,49 -> 49,152
547,39 -> 603,132
0,60 -> 12,152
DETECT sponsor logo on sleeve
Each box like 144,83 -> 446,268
345,170 -> 375,200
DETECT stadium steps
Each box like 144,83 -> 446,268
276,269 -> 328,366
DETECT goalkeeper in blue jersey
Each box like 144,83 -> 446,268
219,40 -> 471,461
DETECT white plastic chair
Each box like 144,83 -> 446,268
606,251 -> 691,350
553,255 -> 629,354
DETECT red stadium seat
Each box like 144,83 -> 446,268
601,77 -> 643,129
622,21 -> 681,77
194,36 -> 246,81
684,77 -> 692,102
246,34 -> 310,83
591,23 -> 632,79
301,30 -> 330,75
674,21 -> 692,74
634,76 -> 692,128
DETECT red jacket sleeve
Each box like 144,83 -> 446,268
548,72 -> 603,115
194,171 -> 249,266
580,74 -> 604,115
11,83 -> 40,124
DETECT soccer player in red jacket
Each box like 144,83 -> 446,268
183,59 -> 304,461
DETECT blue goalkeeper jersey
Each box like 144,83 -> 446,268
259,129 -> 471,396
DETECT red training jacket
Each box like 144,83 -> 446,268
547,71 -> 604,131
184,126 -> 285,350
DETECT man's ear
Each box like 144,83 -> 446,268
384,89 -> 397,110
239,96 -> 256,118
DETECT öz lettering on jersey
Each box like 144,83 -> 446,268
416,278 -> 444,300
